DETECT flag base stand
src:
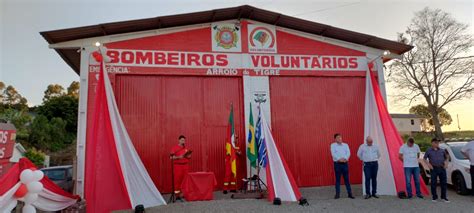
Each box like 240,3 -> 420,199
231,175 -> 267,199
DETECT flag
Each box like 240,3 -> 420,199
364,65 -> 429,195
247,103 -> 257,168
258,106 -> 301,202
85,55 -> 166,212
255,106 -> 267,168
225,104 -> 237,177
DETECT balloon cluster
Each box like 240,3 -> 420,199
14,168 -> 44,213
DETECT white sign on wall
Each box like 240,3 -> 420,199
211,23 -> 242,52
248,24 -> 278,53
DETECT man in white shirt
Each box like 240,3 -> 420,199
461,140 -> 474,196
330,133 -> 354,199
357,136 -> 381,199
399,138 -> 423,199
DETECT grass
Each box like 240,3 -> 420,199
401,130 -> 474,152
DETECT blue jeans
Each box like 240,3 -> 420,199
404,167 -> 421,197
364,161 -> 378,195
334,162 -> 352,195
430,167 -> 447,199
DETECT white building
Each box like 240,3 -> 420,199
390,113 -> 423,135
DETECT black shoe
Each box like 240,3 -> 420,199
364,195 -> 371,199
407,195 -> 413,199
416,195 -> 424,199
223,190 -> 228,194
334,194 -> 340,199
441,198 -> 450,203
372,195 -> 379,199
348,194 -> 355,199
176,197 -> 185,202
230,190 -> 237,193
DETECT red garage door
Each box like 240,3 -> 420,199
270,76 -> 365,187
114,75 -> 245,193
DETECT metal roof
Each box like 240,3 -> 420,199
390,113 -> 425,119
40,5 -> 413,75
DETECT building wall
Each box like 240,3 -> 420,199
392,118 -> 422,134
75,19 -> 390,195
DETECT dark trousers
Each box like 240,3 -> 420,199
471,165 -> 474,196
334,162 -> 352,195
430,167 -> 447,200
363,161 -> 378,196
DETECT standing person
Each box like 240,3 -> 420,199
399,138 -> 423,199
423,138 -> 449,202
357,136 -> 381,199
461,140 -> 474,196
170,135 -> 192,202
330,133 -> 354,199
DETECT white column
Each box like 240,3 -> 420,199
243,75 -> 271,182
75,47 -> 92,197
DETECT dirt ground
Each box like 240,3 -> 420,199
117,185 -> 473,213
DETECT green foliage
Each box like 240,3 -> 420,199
29,115 -> 70,152
409,104 -> 453,131
36,95 -> 78,134
0,82 -> 28,112
402,131 -> 474,152
24,148 -> 46,167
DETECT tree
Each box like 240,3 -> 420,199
29,115 -> 70,152
43,84 -> 65,101
1,84 -> 28,111
36,95 -> 78,134
24,148 -> 46,167
409,104 -> 452,132
67,81 -> 80,99
388,8 -> 474,139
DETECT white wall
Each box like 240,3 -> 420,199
392,118 -> 422,134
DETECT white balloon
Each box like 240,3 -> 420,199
20,169 -> 35,184
27,182 -> 43,193
32,170 -> 44,182
24,193 -> 39,204
22,204 -> 36,213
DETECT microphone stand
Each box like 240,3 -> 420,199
168,155 -> 176,203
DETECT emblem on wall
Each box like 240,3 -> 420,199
212,23 -> 241,52
248,24 -> 277,53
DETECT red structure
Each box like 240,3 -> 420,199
0,123 -> 17,178
41,5 -> 412,197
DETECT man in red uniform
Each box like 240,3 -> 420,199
170,135 -> 191,202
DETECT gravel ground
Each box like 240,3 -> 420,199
117,185 -> 473,213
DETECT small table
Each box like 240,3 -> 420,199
181,172 -> 217,201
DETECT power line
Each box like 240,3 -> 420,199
292,2 -> 362,17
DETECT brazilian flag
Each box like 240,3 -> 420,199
247,103 -> 257,168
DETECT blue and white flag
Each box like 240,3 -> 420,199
255,106 -> 267,168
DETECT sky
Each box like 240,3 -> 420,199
0,0 -> 473,131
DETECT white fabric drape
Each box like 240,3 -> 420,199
363,69 -> 396,195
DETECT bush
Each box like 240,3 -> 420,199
24,148 -> 46,167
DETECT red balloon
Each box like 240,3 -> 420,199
29,167 -> 37,171
92,51 -> 103,62
14,184 -> 28,198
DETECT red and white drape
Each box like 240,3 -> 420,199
364,66 -> 429,195
0,158 -> 80,212
260,108 -> 302,202
84,53 -> 166,212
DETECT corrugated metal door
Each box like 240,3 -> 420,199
114,75 -> 244,193
269,76 -> 365,187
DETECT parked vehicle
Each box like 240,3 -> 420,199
41,165 -> 74,193
419,140 -> 472,195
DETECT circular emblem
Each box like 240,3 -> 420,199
215,26 -> 239,49
249,27 -> 275,48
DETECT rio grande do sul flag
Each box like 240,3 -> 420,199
225,104 -> 237,177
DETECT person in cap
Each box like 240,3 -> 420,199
423,138 -> 449,202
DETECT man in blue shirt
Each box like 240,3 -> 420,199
424,138 -> 450,202
330,133 -> 354,199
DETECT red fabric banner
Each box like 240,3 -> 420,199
369,71 -> 429,195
